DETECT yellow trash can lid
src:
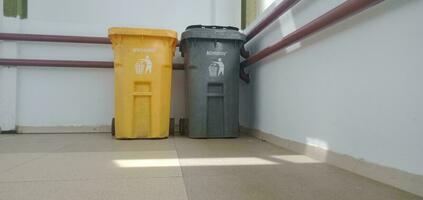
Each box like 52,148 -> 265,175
108,27 -> 177,39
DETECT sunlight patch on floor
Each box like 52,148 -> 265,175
114,157 -> 278,168
270,155 -> 322,163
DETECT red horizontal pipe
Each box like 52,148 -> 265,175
245,0 -> 301,42
0,32 -> 180,46
242,0 -> 384,68
0,33 -> 111,44
0,58 -> 113,68
0,58 -> 184,70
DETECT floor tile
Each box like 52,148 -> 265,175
57,135 -> 175,152
0,134 -> 76,153
0,133 -> 421,200
0,177 -> 188,200
0,134 -> 11,139
174,135 -> 422,200
0,151 -> 181,182
0,153 -> 45,173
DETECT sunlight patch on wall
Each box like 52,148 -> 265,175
260,0 -> 277,12
305,137 -> 329,162
306,137 -> 329,150
279,10 -> 301,53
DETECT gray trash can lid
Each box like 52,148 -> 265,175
181,25 -> 246,41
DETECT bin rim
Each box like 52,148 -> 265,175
186,25 -> 239,31
108,27 -> 178,39
180,25 -> 245,41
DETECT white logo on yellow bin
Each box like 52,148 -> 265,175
135,56 -> 153,75
133,48 -> 156,53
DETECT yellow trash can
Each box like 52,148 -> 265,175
108,27 -> 178,139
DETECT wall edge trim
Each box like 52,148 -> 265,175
16,125 -> 111,133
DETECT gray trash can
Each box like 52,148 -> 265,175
180,25 -> 246,138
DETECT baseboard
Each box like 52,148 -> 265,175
16,125 -> 111,133
16,124 -> 181,134
0,130 -> 17,134
240,126 -> 423,197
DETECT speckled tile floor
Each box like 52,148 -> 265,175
0,133 -> 421,200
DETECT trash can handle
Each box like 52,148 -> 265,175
240,62 -> 250,83
185,25 -> 239,31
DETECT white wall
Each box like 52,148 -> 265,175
240,0 -> 423,176
0,0 -> 240,130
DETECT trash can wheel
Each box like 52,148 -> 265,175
111,118 -> 115,137
169,118 -> 175,135
179,118 -> 188,135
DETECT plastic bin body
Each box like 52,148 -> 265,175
109,28 -> 177,139
180,25 -> 245,138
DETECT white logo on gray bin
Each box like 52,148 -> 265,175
135,55 -> 153,75
209,58 -> 224,77
207,50 -> 227,56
